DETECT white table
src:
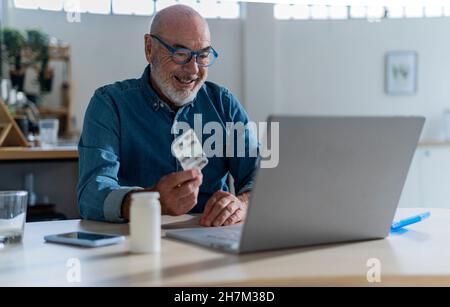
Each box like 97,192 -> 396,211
1,208 -> 450,286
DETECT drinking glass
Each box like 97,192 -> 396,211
39,119 -> 59,148
0,191 -> 28,244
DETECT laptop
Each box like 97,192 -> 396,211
166,116 -> 425,254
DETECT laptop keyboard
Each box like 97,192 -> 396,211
205,228 -> 241,242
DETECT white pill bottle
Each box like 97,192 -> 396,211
130,192 -> 161,254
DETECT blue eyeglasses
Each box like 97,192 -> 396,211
150,34 -> 219,67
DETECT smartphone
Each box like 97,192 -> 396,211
44,232 -> 125,248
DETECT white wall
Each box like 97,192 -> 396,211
275,18 -> 450,140
6,3 -> 450,141
243,3 -> 277,123
7,6 -> 243,131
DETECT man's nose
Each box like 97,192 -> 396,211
183,56 -> 200,75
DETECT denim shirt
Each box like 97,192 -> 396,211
77,65 -> 259,223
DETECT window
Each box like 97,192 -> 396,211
328,6 -> 348,20
386,6 -> 404,19
349,6 -> 366,19
64,0 -> 111,14
424,6 -> 443,18
404,6 -> 424,19
275,4 -> 349,21
274,2 -> 450,21
310,5 -> 328,20
14,0 -> 63,11
112,0 -> 154,16
155,0 -> 179,12
156,0 -> 240,19
13,0 -> 241,19
199,1 -> 240,19
273,4 -> 294,20
291,5 -> 310,20
367,6 -> 385,20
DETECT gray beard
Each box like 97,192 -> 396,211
150,65 -> 204,107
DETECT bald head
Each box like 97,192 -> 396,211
150,5 -> 210,40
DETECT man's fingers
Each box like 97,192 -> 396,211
202,197 -> 233,227
202,193 -> 219,218
173,177 -> 202,199
223,209 -> 243,226
211,201 -> 239,227
168,169 -> 202,188
203,191 -> 229,219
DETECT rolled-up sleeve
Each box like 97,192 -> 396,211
77,89 -> 141,223
224,91 -> 260,196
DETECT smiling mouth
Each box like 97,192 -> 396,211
174,76 -> 198,85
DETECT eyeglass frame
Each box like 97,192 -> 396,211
150,34 -> 219,67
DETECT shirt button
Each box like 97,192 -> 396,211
160,103 -> 164,108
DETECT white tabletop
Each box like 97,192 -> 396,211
1,208 -> 450,287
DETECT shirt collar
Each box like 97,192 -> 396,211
140,65 -> 197,112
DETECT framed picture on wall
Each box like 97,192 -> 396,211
385,51 -> 418,95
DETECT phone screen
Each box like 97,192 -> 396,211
59,232 -> 117,241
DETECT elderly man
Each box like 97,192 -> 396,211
77,5 -> 259,227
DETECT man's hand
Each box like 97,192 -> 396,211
200,191 -> 249,227
156,169 -> 203,216
122,169 -> 203,219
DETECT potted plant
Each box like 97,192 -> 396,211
26,29 -> 53,93
0,28 -> 26,91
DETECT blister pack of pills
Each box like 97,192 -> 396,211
171,129 -> 208,170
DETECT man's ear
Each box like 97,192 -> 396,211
144,34 -> 153,63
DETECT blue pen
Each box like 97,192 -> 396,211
391,212 -> 431,232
